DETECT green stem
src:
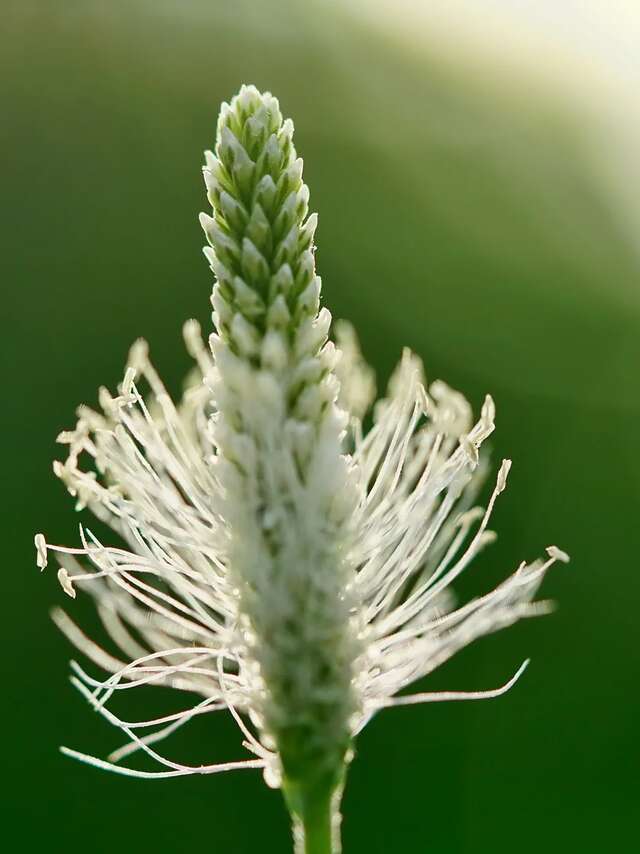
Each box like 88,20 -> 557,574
299,789 -> 336,854
285,779 -> 343,854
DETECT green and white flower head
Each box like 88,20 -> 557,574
36,85 -> 569,852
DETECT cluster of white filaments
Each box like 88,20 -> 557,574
37,86 -> 568,786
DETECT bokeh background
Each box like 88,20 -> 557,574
2,1 -> 639,851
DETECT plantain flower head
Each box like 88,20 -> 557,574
37,85 -> 568,852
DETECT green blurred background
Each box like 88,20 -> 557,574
2,1 -> 638,851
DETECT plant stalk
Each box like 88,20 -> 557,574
301,790 -> 337,854
286,778 -> 344,854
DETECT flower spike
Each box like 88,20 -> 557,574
38,85 -> 568,854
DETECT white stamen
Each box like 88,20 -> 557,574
35,533 -> 47,570
497,458 -> 512,493
374,660 -> 530,708
57,568 -> 76,599
546,545 -> 570,564
60,746 -> 264,779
